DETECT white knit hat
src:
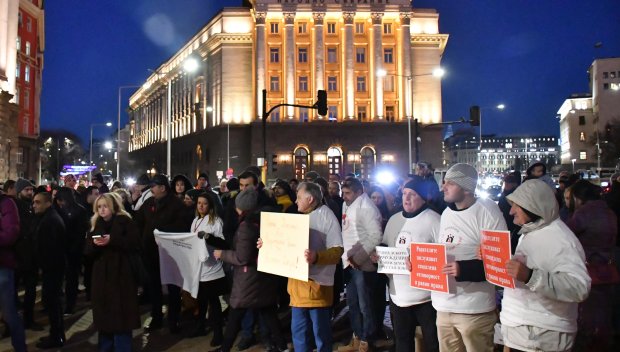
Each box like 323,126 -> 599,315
444,163 -> 478,193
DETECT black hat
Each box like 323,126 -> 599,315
149,174 -> 170,189
136,174 -> 150,186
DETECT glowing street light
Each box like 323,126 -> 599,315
104,141 -> 113,150
497,104 -> 506,110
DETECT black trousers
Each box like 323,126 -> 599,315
42,267 -> 65,339
196,279 -> 224,331
16,267 -> 38,324
390,300 -> 439,352
147,264 -> 181,324
221,306 -> 285,352
64,250 -> 82,310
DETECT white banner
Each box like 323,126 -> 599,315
376,246 -> 410,275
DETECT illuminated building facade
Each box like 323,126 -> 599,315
129,0 -> 448,181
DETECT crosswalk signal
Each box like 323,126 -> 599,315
470,105 -> 480,126
316,90 -> 328,116
271,154 -> 278,173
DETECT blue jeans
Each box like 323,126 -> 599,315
346,268 -> 378,341
98,331 -> 132,352
0,268 -> 26,352
291,307 -> 332,352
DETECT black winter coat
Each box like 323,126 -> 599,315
32,207 -> 66,272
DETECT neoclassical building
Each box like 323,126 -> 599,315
129,0 -> 448,181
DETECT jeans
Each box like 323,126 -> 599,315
98,331 -> 132,352
390,300 -> 439,352
0,268 -> 27,352
291,307 -> 332,352
221,306 -> 285,352
345,268 -> 378,341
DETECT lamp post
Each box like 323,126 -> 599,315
476,104 -> 506,172
571,158 -> 577,173
376,67 -> 445,173
90,122 -> 112,182
117,85 -> 140,181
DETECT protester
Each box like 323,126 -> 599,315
110,181 -> 123,192
501,179 -> 591,352
131,174 -> 152,212
114,188 -> 134,214
273,180 -> 295,212
212,187 -> 287,352
196,172 -> 210,190
369,186 -> 390,229
86,193 -> 141,352
525,160 -> 555,190
373,176 -> 440,352
92,173 -> 110,194
2,179 -> 16,196
433,163 -> 507,352
498,172 -> 522,253
289,178 -> 299,194
172,174 -> 193,200
329,173 -> 341,184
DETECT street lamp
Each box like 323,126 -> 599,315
90,122 -> 112,182
117,85 -> 141,181
376,67 -> 445,173
477,104 -> 506,172
104,141 -> 113,150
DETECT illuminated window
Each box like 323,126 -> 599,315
327,22 -> 336,34
385,106 -> 395,122
15,62 -> 20,78
271,108 -> 280,122
270,48 -> 279,63
270,76 -> 280,91
298,48 -> 308,63
298,76 -> 308,92
357,106 -> 367,121
26,17 -> 32,32
327,47 -> 337,63
16,37 -> 20,51
24,65 -> 30,82
328,106 -> 338,121
355,23 -> 364,34
383,48 -> 393,64
384,75 -> 394,92
270,22 -> 279,33
328,147 -> 342,175
611,72 -> 617,79
579,132 -> 586,141
579,151 -> 587,160
294,147 -> 309,180
356,76 -> 366,92
360,146 -> 376,180
356,47 -> 365,63
327,76 -> 337,91
298,22 -> 307,34
25,41 -> 30,56
578,115 -> 585,125
383,23 -> 392,34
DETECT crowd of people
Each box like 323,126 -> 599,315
0,159 -> 619,352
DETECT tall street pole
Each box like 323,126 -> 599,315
166,81 -> 172,177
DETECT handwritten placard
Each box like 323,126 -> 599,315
410,243 -> 449,293
376,247 -> 410,275
481,229 -> 515,289
258,212 -> 309,281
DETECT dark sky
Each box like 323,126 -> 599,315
41,0 -> 620,145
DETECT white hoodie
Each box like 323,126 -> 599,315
501,179 -> 591,333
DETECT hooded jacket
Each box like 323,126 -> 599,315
526,160 -> 556,190
501,179 -> 591,333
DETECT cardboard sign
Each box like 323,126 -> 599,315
410,243 -> 449,293
257,212 -> 309,281
481,229 -> 515,289
376,247 -> 410,275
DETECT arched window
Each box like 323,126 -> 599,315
327,147 -> 342,176
294,146 -> 309,180
360,146 -> 376,180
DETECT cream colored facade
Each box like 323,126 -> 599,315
558,94 -> 596,166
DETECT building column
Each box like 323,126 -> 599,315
400,12 -> 412,120
284,12 -> 296,119
372,12 -> 384,119
313,12 -> 325,92
344,12 -> 355,120
255,12 -> 266,120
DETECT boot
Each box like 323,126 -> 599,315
338,334 -> 361,351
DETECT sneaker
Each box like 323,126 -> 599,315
236,335 -> 256,350
338,334 -> 360,351
358,340 -> 369,352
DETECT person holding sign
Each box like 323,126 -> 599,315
501,179 -> 590,352
433,163 -> 507,352
372,177 -> 441,352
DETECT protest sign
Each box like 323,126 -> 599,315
258,212 -> 309,281
376,247 -> 410,275
481,229 -> 515,289
410,243 -> 449,293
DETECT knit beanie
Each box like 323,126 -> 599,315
404,176 -> 437,201
185,189 -> 203,203
136,174 -> 150,186
235,186 -> 258,212
15,178 -> 34,194
444,163 -> 478,193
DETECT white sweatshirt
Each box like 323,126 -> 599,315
191,216 -> 226,282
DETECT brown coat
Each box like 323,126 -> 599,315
87,215 -> 141,333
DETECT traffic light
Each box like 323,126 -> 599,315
271,154 -> 278,173
469,105 -> 480,126
316,90 -> 328,116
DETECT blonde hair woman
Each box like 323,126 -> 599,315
86,193 -> 141,352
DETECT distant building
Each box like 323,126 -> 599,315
445,133 -> 560,174
128,0 -> 448,182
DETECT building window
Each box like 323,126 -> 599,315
327,22 -> 336,34
23,115 -> 29,133
384,75 -> 394,92
611,71 -> 617,79
327,76 -> 337,91
603,72 -> 609,79
15,62 -> 20,78
360,146 -> 376,180
385,106 -> 395,122
298,48 -> 308,63
356,76 -> 366,92
355,47 -> 365,63
298,22 -> 307,34
16,148 -> 24,165
578,115 -> 585,125
357,106 -> 367,121
327,47 -> 337,63
298,76 -> 308,92
579,132 -> 586,141
328,106 -> 338,121
384,48 -> 393,64
26,17 -> 32,32
299,108 -> 309,122
355,22 -> 364,34
25,41 -> 30,56
24,65 -> 30,82
16,37 -> 20,51
383,23 -> 392,34
328,147 -> 342,176
294,147 -> 309,180
270,22 -> 279,34
270,76 -> 280,92
23,90 -> 30,110
14,87 -> 19,105
604,83 -> 609,90
579,151 -> 587,160
271,108 -> 280,122
270,48 -> 279,63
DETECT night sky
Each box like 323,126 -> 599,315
41,0 -> 620,146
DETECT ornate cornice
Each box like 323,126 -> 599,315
371,12 -> 384,25
313,12 -> 325,26
254,12 -> 266,25
399,12 -> 411,26
343,12 -> 355,25
284,12 -> 296,25
411,34 -> 450,53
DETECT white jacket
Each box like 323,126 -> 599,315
341,193 -> 383,271
501,180 -> 591,333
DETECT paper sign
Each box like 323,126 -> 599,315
257,212 -> 309,281
481,229 -> 515,289
410,243 -> 449,293
376,247 -> 410,275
